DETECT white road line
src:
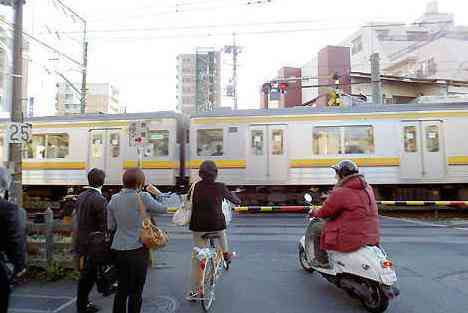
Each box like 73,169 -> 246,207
9,309 -> 49,313
53,297 -> 77,313
381,216 -> 446,227
11,294 -> 73,300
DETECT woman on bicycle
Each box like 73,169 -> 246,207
187,160 -> 241,300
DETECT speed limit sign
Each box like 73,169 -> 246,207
6,122 -> 32,144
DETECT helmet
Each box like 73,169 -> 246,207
0,167 -> 11,194
331,160 -> 359,178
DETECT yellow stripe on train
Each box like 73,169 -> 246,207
22,162 -> 86,170
123,160 -> 179,169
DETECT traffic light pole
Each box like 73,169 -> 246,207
9,0 -> 24,207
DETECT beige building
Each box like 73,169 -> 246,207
302,1 -> 468,104
56,82 -> 123,115
176,51 -> 222,115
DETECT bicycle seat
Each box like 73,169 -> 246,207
202,232 -> 220,240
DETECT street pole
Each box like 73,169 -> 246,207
10,0 -> 24,207
232,33 -> 238,110
80,24 -> 88,114
370,53 -> 382,104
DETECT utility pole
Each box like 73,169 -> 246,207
80,39 -> 88,114
10,0 -> 25,207
370,53 -> 382,104
232,33 -> 238,110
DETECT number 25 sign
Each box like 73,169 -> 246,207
6,122 -> 32,144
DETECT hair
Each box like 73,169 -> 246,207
199,160 -> 218,183
122,168 -> 146,189
88,168 -> 106,188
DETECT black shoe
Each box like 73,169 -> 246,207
78,303 -> 100,313
310,259 -> 331,269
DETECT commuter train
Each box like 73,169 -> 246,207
2,102 -> 468,208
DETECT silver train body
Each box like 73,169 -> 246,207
2,102 -> 468,203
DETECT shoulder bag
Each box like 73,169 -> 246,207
172,181 -> 197,226
138,193 -> 169,250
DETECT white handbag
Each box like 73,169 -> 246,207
172,182 -> 197,226
222,199 -> 232,225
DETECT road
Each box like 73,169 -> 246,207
10,214 -> 468,313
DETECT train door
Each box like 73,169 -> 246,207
400,121 -> 446,179
88,129 -> 123,184
247,125 -> 288,182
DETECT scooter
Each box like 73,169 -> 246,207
298,194 -> 399,313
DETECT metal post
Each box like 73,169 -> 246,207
232,33 -> 238,110
370,53 -> 382,105
80,27 -> 88,114
9,0 -> 24,207
137,146 -> 143,169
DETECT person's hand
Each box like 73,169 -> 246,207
146,184 -> 161,196
15,268 -> 26,278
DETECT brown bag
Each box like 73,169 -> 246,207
137,193 -> 169,250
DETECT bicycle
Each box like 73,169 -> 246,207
193,232 -> 230,312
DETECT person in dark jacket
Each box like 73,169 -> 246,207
0,168 -> 26,313
307,160 -> 380,268
187,160 -> 241,300
75,168 -> 107,313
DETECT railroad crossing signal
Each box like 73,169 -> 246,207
128,120 -> 149,146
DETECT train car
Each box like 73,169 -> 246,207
188,102 -> 468,204
0,111 -> 184,210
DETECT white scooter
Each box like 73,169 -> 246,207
298,194 -> 399,313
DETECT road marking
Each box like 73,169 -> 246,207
11,294 -> 73,300
53,297 -> 77,313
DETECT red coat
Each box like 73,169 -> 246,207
313,174 -> 380,252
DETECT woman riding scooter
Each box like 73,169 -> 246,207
308,160 -> 380,268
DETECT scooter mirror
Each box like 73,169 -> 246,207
304,193 -> 313,203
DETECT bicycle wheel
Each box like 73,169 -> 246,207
201,258 -> 216,312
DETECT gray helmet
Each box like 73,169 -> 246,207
331,160 -> 359,178
0,167 -> 11,194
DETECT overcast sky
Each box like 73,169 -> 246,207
22,0 -> 468,115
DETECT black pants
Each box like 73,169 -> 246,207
112,248 -> 149,313
77,256 -> 99,311
0,262 -> 11,313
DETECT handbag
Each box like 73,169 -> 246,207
138,193 -> 169,250
172,181 -> 197,226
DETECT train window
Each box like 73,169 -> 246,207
313,127 -> 341,154
404,126 -> 417,152
251,130 -> 264,156
229,127 -> 238,133
149,130 -> 169,157
314,126 -> 374,155
425,125 -> 440,152
46,134 -> 69,159
24,134 -> 46,159
344,126 -> 374,154
197,129 -> 223,156
110,133 -> 120,158
92,134 -> 104,159
272,129 -> 284,155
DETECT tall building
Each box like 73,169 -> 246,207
55,82 -> 123,115
176,49 -> 221,115
302,1 -> 468,104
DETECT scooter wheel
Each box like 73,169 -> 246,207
360,281 -> 390,313
298,246 -> 314,273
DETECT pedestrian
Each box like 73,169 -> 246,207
75,168 -> 107,313
187,160 -> 241,300
0,167 -> 26,313
107,168 -> 168,313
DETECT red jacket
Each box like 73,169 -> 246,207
313,174 -> 380,252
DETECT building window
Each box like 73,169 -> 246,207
313,126 -> 374,155
24,134 -> 69,159
197,129 -> 223,156
149,130 -> 169,157
376,29 -> 390,40
407,31 -> 429,41
65,94 -> 74,102
352,36 -> 363,55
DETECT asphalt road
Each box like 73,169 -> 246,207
9,214 -> 468,313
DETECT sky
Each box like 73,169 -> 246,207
18,0 -> 468,115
